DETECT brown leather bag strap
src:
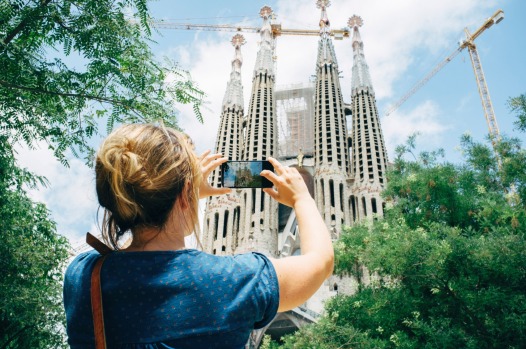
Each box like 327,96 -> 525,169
91,254 -> 108,349
86,232 -> 113,255
86,232 -> 112,349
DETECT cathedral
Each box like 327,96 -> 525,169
201,1 -> 388,346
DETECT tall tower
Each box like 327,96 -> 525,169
313,0 -> 351,237
238,6 -> 279,256
202,34 -> 245,255
348,15 -> 388,221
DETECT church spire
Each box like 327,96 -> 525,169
348,15 -> 388,222
316,0 -> 338,65
253,6 -> 275,77
239,6 -> 279,256
222,34 -> 245,109
202,34 -> 246,255
349,15 -> 374,96
313,0 -> 351,237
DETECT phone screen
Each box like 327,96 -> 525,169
221,161 -> 274,188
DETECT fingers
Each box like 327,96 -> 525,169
210,187 -> 232,195
267,157 -> 284,175
262,187 -> 279,200
198,149 -> 211,161
200,151 -> 227,175
260,169 -> 280,184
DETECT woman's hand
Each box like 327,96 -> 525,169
261,157 -> 311,208
198,150 -> 231,199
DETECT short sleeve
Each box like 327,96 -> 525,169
248,252 -> 280,329
63,250 -> 101,347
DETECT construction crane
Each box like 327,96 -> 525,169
384,9 -> 504,148
143,20 -> 351,40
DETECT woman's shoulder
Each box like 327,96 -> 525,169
64,250 -> 101,284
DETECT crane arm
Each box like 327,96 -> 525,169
466,9 -> 504,43
145,21 -> 260,33
142,20 -> 350,38
384,47 -> 462,117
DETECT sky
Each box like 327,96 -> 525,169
16,0 -> 526,248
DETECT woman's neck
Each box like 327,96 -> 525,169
123,222 -> 188,252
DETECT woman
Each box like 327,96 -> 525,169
64,124 -> 333,348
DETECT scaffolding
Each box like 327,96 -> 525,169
275,82 -> 315,159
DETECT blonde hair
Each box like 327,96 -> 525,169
95,124 -> 201,250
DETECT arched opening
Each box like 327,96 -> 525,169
213,213 -> 219,240
350,195 -> 357,222
222,210 -> 229,238
329,179 -> 335,207
339,182 -> 344,211
361,197 -> 367,217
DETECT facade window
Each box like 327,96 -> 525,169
222,211 -> 229,238
372,198 -> 378,214
214,213 -> 219,240
329,179 -> 335,207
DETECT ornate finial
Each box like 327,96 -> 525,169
231,34 -> 246,47
260,6 -> 272,18
348,15 -> 363,28
316,0 -> 331,9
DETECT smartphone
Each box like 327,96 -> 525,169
221,160 -> 274,188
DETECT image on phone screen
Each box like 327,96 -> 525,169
221,161 -> 273,188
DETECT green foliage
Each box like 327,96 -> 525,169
508,94 -> 526,132
0,1 -> 205,347
0,138 -> 70,348
275,125 -> 526,348
274,315 -> 390,349
0,0 -> 204,164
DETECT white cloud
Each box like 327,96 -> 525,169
382,100 -> 450,156
15,143 -> 98,242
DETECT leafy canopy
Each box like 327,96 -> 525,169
1,1 -> 205,347
274,101 -> 526,348
0,137 -> 70,348
0,0 -> 204,164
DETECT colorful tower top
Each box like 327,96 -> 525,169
349,15 -> 374,96
222,34 -> 245,109
317,0 -> 331,37
253,6 -> 275,77
316,0 -> 338,65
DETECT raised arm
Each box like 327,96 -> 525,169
261,158 -> 334,312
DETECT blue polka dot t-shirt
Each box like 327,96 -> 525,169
63,249 -> 279,348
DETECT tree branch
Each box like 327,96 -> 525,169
1,325 -> 31,349
0,79 -> 140,115
2,0 -> 54,46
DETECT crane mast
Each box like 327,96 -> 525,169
461,8 -> 504,145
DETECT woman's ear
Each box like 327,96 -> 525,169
177,181 -> 193,211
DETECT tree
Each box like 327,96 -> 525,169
508,94 -> 526,132
1,0 -> 204,164
275,108 -> 526,348
0,138 -> 70,348
1,1 -> 205,347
